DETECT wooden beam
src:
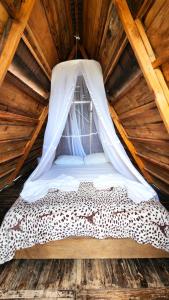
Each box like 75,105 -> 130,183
78,44 -> 88,59
152,54 -> 169,69
67,45 -> 76,60
155,69 -> 169,106
6,71 -> 47,106
67,44 -> 88,60
109,104 -> 152,182
0,2 -> 8,35
74,0 -> 79,37
144,0 -> 166,29
104,36 -> 128,84
1,0 -> 23,20
129,136 -> 169,146
22,25 -> 52,81
8,64 -> 49,100
119,101 -> 156,120
135,19 -> 169,107
0,0 -> 35,85
64,0 -> 74,49
109,69 -> 142,103
41,0 -> 61,62
145,168 -> 169,186
0,150 -> 23,164
137,152 -> 169,172
136,0 -> 154,19
104,0 -> 152,84
0,168 -> 16,180
115,0 -> 169,133
135,19 -> 155,61
0,110 -> 38,125
8,106 -> 48,183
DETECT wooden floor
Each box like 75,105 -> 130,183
0,259 -> 168,299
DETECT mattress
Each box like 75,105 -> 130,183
36,162 -> 156,203
41,162 -> 117,181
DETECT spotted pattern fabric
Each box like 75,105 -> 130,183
0,182 -> 169,264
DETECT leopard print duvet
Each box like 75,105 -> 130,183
0,182 -> 169,264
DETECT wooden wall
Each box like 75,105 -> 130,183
106,0 -> 169,196
0,0 -> 55,191
0,49 -> 48,189
109,67 -> 169,194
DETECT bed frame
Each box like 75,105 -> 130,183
15,238 -> 169,259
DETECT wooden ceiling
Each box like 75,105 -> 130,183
26,0 -> 147,67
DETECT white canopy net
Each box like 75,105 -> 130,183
21,59 -> 157,203
56,75 -> 103,157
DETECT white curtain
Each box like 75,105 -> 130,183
21,59 -> 157,202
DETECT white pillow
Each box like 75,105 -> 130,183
54,155 -> 84,166
84,153 -> 109,165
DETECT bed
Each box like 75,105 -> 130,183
0,162 -> 169,264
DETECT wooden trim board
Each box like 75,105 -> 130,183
15,238 -> 169,259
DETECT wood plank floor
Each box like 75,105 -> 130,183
0,259 -> 169,299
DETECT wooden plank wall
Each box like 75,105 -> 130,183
106,47 -> 169,196
106,0 -> 169,196
114,72 -> 169,195
0,64 -> 48,189
0,0 -> 60,191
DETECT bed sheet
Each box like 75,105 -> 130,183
36,163 -> 156,204
40,162 -> 117,181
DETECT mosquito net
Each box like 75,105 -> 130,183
21,59 -> 157,203
56,75 -> 103,157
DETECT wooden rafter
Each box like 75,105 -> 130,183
64,0 -> 74,47
109,105 -> 153,182
67,43 -> 88,60
22,25 -> 52,80
135,19 -> 169,107
1,0 -> 23,19
67,45 -> 76,60
152,53 -> 169,69
0,110 -> 38,125
0,0 -> 35,85
74,0 -> 79,37
78,44 -> 88,59
104,36 -> 127,84
41,0 -> 61,61
8,63 -> 49,100
109,69 -> 142,103
115,0 -> 169,134
104,0 -> 155,84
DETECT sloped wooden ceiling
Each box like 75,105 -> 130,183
0,0 -> 169,197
